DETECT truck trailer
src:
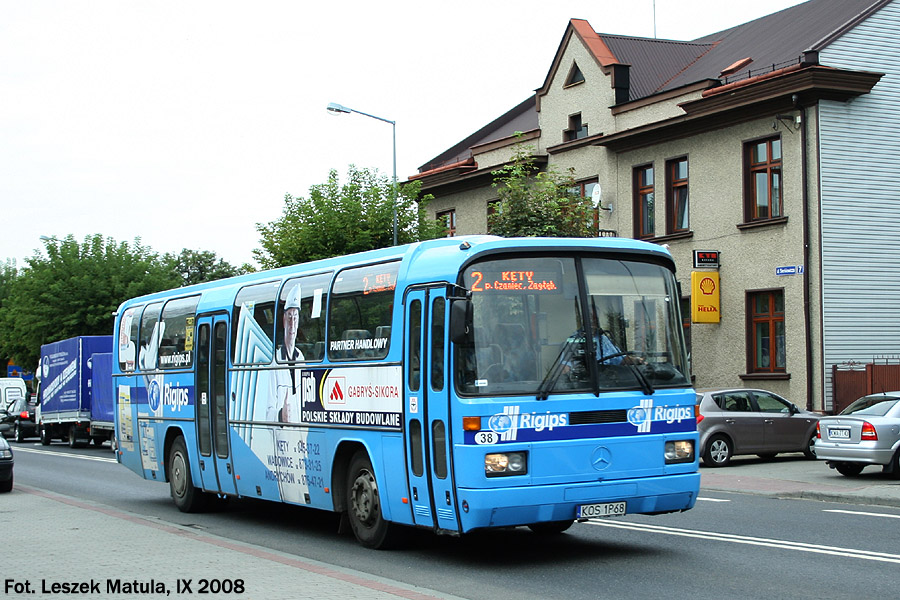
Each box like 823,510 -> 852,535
37,336 -> 114,447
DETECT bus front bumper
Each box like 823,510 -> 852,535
456,472 -> 700,532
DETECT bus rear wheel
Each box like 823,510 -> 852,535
346,451 -> 396,549
168,437 -> 209,513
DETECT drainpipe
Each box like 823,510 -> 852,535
796,95 -> 814,411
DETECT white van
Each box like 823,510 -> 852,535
0,378 -> 26,408
0,378 -> 29,438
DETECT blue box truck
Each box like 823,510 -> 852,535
36,336 -> 114,448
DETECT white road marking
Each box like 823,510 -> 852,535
824,509 -> 900,520
585,519 -> 900,564
697,497 -> 730,502
14,446 -> 117,463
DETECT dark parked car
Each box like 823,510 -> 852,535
0,394 -> 39,442
697,388 -> 820,467
816,392 -> 900,477
0,436 -> 13,492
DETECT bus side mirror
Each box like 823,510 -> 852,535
449,299 -> 473,345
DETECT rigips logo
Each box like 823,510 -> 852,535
489,406 -> 568,441
519,411 -> 568,432
655,405 -> 692,424
162,383 -> 190,410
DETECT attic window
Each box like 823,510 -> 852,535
565,62 -> 585,87
564,113 -> 588,142
720,57 -> 753,77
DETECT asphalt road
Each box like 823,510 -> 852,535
11,442 -> 900,600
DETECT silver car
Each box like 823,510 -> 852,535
815,392 -> 900,477
697,388 -> 819,467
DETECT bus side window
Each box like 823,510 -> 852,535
139,302 -> 164,371
276,272 -> 332,363
233,281 -> 279,365
118,306 -> 140,372
328,262 -> 399,361
157,296 -> 200,369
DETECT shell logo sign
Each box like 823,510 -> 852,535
691,271 -> 720,323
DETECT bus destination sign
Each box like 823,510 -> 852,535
468,268 -> 562,293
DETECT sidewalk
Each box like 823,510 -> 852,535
6,485 -> 468,600
699,453 -> 900,508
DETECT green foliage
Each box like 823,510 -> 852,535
0,236 -> 249,368
163,248 -> 253,287
254,166 -> 445,269
488,142 -> 595,238
0,235 -> 180,367
0,260 -> 19,369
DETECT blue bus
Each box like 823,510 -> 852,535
113,236 -> 699,548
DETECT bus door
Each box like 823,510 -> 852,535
404,286 -> 459,533
195,314 -> 238,496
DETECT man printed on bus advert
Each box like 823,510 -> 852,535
268,283 -> 304,422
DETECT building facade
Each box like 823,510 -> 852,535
411,0 -> 898,412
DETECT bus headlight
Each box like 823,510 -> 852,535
665,440 -> 694,464
485,451 -> 528,477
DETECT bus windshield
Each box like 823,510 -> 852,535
456,255 -> 690,397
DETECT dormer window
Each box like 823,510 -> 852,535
564,113 -> 588,142
565,62 -> 585,87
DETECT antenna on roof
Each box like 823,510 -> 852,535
652,0 -> 657,39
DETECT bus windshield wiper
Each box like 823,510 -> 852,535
624,356 -> 654,395
536,336 -> 579,400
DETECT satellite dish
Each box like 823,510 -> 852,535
591,185 -> 602,208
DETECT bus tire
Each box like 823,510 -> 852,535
168,437 -> 208,513
346,451 -> 396,549
528,519 -> 574,535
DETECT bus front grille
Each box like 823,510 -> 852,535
568,410 -> 628,425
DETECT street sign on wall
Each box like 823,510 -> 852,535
693,250 -> 720,269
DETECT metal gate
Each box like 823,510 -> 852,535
831,357 -> 900,414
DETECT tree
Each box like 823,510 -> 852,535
0,259 -> 19,371
0,235 -> 179,367
164,248 -> 253,287
488,141 -> 595,238
254,166 -> 445,269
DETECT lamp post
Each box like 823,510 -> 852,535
326,102 -> 398,246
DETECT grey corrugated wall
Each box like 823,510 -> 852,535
819,0 -> 900,410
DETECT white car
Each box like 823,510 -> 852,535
816,392 -> 900,477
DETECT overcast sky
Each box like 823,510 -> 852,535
0,0 -> 807,269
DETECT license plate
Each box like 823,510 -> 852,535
828,427 -> 851,440
577,501 -> 626,519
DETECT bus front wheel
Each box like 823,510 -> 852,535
168,437 -> 209,513
346,451 -> 396,549
528,519 -> 574,535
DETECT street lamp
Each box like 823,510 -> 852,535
326,102 -> 398,246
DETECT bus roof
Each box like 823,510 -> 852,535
116,235 -> 673,312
